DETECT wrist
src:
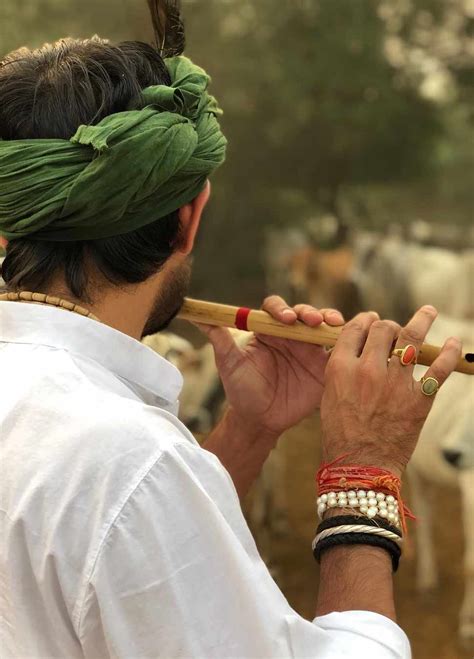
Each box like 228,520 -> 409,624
223,406 -> 280,448
316,542 -> 395,619
202,407 -> 280,500
319,540 -> 394,572
321,450 -> 404,480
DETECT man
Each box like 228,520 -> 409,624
0,3 -> 461,658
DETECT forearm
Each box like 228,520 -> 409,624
202,407 -> 279,499
316,543 -> 396,622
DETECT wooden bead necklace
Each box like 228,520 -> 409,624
0,291 -> 101,322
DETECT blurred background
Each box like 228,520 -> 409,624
1,1 -> 473,657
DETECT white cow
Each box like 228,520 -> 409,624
350,236 -> 474,641
145,329 -> 250,433
142,331 -> 194,368
409,315 -> 474,641
142,331 -> 217,432
351,232 -> 474,323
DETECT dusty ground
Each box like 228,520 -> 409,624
242,415 -> 473,659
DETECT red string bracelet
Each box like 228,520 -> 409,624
316,455 -> 414,534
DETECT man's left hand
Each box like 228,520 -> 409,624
197,295 -> 345,438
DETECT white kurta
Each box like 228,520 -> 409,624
0,302 -> 411,659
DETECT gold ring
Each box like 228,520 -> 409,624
421,376 -> 439,396
391,344 -> 417,366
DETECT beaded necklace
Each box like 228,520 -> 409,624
0,291 -> 101,322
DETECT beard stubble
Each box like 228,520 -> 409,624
141,257 -> 193,338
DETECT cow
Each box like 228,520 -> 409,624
351,232 -> 474,322
409,315 -> 474,642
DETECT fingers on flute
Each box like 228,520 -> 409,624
389,305 -> 438,374
293,304 -> 323,326
292,304 -> 345,326
331,311 -> 380,359
361,319 -> 401,368
319,308 -> 345,326
262,296 -> 344,327
261,295 -> 297,324
417,337 -> 462,399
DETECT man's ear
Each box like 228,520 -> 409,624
177,181 -> 211,255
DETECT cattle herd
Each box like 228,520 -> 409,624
0,220 -> 472,642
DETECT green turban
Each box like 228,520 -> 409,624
0,56 -> 227,241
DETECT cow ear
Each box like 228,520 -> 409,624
146,0 -> 186,57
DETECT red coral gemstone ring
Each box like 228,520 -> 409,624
392,344 -> 417,366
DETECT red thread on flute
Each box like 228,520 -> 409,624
235,307 -> 251,331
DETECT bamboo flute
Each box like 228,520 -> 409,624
177,298 -> 474,376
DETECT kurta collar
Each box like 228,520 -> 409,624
0,301 -> 183,405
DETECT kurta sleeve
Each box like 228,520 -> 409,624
77,440 -> 411,659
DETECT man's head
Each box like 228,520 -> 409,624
0,9 -> 224,336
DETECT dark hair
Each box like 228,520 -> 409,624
0,15 -> 186,301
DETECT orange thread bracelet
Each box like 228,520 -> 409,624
316,456 -> 414,534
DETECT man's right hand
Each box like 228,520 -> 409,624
320,306 -> 462,477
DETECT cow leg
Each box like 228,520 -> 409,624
459,470 -> 474,643
407,464 -> 439,592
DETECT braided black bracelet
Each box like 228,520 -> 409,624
313,532 -> 401,572
316,514 -> 402,538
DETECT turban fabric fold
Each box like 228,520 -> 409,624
0,56 -> 227,241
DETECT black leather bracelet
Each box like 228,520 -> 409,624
313,531 -> 401,572
316,514 -> 402,538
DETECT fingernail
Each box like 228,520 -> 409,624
422,305 -> 437,314
448,336 -> 461,347
282,309 -> 296,322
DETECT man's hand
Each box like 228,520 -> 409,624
197,295 -> 345,438
320,306 -> 462,477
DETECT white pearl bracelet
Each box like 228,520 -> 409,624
316,489 -> 400,528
